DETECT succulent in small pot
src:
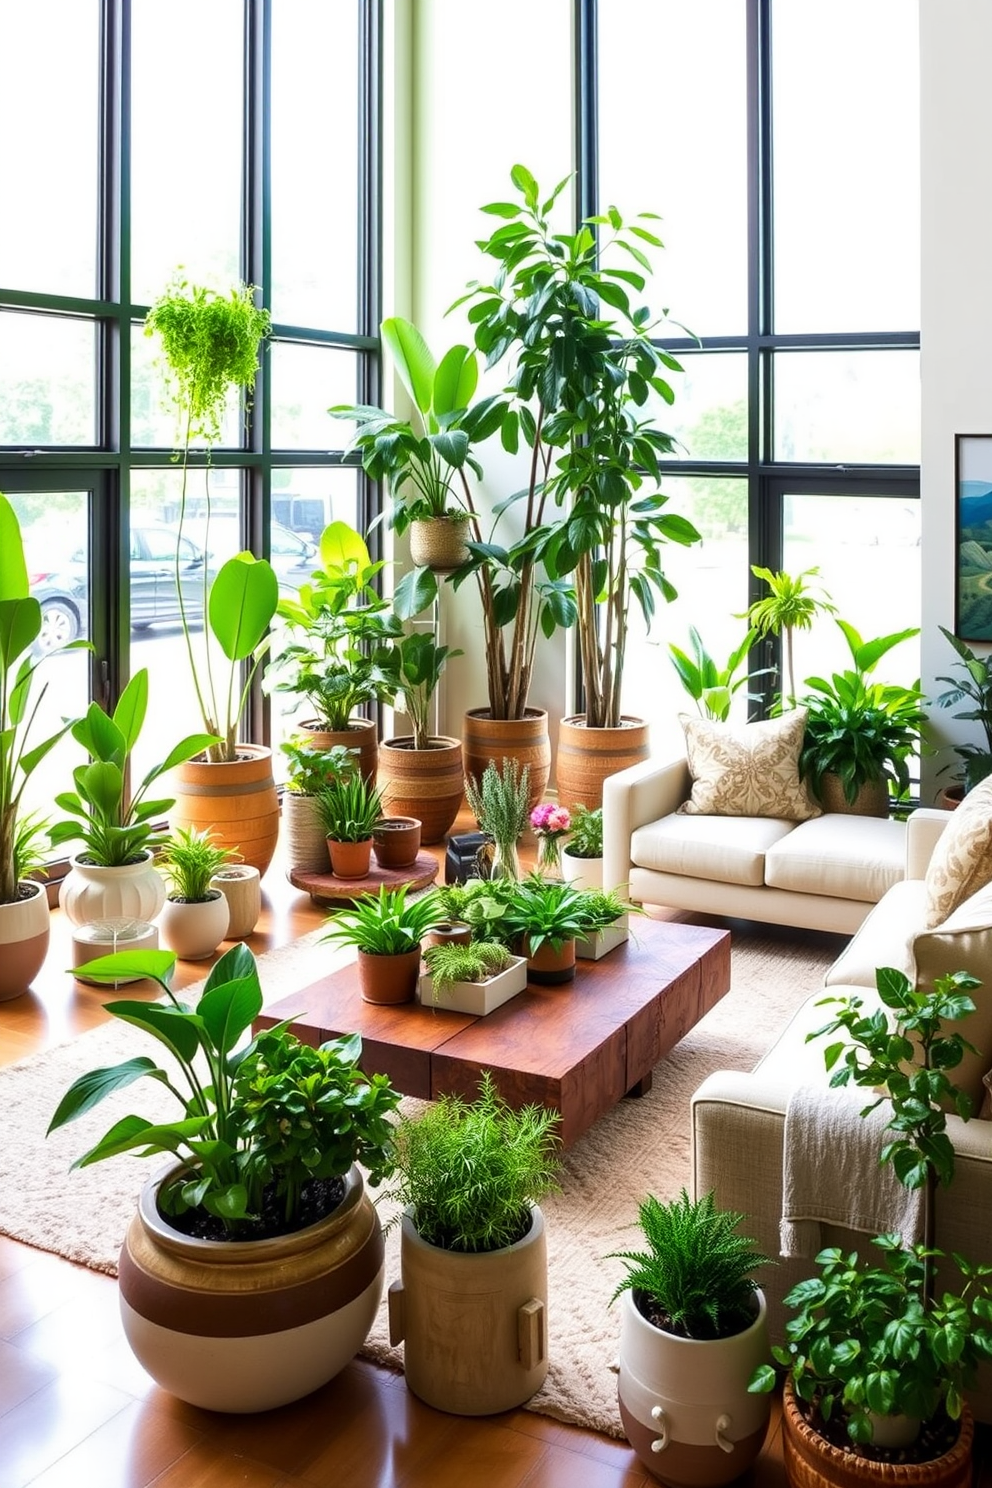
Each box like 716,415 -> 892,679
157,826 -> 239,959
314,773 -> 386,879
321,884 -> 446,1004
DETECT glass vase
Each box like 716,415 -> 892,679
489,838 -> 521,882
536,834 -> 564,881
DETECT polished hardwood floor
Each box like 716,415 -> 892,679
0,819 -> 975,1488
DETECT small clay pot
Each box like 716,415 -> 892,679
372,817 -> 422,870
327,837 -> 374,880
357,947 -> 422,1004
422,920 -> 473,949
521,936 -> 576,985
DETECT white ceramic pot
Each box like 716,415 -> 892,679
0,881 -> 50,1000
561,848 -> 604,892
59,850 -> 166,928
617,1287 -> 771,1487
209,865 -> 262,939
159,891 -> 230,960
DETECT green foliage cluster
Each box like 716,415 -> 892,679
609,1189 -> 768,1340
669,626 -> 767,722
321,884 -> 446,957
421,940 -> 513,996
575,888 -> 631,933
935,626 -> 992,792
47,944 -> 399,1235
434,878 -> 518,946
743,566 -> 836,706
390,1071 -> 561,1252
314,773 -> 385,844
503,875 -> 602,955
281,739 -> 358,796
158,826 -> 236,903
392,631 -> 464,751
565,803 -> 603,860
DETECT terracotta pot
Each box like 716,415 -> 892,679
388,1205 -> 548,1414
356,946 -> 422,1004
815,771 -> 890,818
372,817 -> 422,870
159,891 -> 230,960
377,735 -> 464,844
282,791 -> 331,875
781,1377 -> 973,1488
617,1287 -> 771,1486
59,850 -> 166,928
209,865 -> 262,939
169,745 -> 280,877
0,881 -> 50,1001
560,847 -> 604,892
118,1163 -> 384,1413
555,714 -> 650,814
423,920 -> 472,949
936,785 -> 964,812
299,717 -> 378,787
327,837 -> 374,880
521,935 -> 576,985
409,515 -> 470,571
462,707 -> 550,815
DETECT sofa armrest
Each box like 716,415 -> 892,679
602,756 -> 691,893
906,807 -> 952,880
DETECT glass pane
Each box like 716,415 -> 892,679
772,0 -> 920,333
271,344 -> 358,449
8,490 -> 91,827
784,494 -> 921,695
774,350 -> 920,464
657,353 -> 748,464
131,0 -> 243,304
131,324 -> 242,449
599,1 -> 748,337
271,0 -> 359,331
0,2 -> 99,297
621,476 -> 750,758
0,313 -> 95,444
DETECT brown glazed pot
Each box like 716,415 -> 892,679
371,817 -> 422,870
117,1163 -> 385,1413
377,736 -> 464,844
0,881 -> 50,1001
169,744 -> 280,877
555,714 -> 650,815
521,935 -> 576,986
327,837 -> 374,880
462,708 -> 550,816
299,717 -> 378,787
780,1378 -> 972,1488
356,946 -> 422,1005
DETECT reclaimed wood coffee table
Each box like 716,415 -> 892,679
256,918 -> 731,1147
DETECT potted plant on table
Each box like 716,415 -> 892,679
934,625 -> 992,806
0,493 -> 87,999
386,1071 -> 561,1414
314,772 -> 386,880
502,874 -> 598,984
156,825 -> 237,959
144,277 -> 281,876
561,803 -> 604,891
46,942 -> 399,1413
321,883 -> 446,1004
749,967 -> 992,1484
464,757 -> 530,881
281,737 -> 359,875
418,939 -> 526,1014
608,1189 -> 772,1485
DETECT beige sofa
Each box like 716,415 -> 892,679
690,806 -> 992,1422
603,754 -> 912,934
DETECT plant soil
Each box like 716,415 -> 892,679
799,1392 -> 960,1465
634,1288 -> 757,1341
161,1175 -> 346,1243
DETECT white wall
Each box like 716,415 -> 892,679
920,0 -> 992,796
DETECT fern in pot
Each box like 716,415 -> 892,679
157,825 -> 237,960
418,939 -> 526,1015
608,1189 -> 773,1484
386,1071 -> 561,1414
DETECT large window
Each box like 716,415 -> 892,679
592,0 -> 921,738
0,0 -> 380,801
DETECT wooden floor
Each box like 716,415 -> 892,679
0,818 -> 946,1488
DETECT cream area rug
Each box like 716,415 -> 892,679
0,919 -> 839,1437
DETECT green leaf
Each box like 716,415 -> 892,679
433,344 -> 478,415
47,1057 -> 164,1133
198,976 -> 264,1058
480,201 -> 523,219
393,565 -> 438,620
208,554 -> 279,661
509,163 -> 539,205
0,595 -> 41,676
382,317 -> 436,413
0,494 -> 29,600
112,669 -> 149,753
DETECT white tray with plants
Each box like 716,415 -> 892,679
417,941 -> 528,1015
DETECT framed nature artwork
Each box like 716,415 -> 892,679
955,434 -> 992,641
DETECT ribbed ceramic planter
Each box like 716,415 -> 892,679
209,865 -> 261,939
282,791 -> 331,875
555,715 -> 650,814
618,1287 -> 771,1486
299,718 -> 378,786
561,848 -> 604,892
357,946 -> 421,1004
118,1163 -> 385,1413
377,736 -> 464,844
409,516 -> 471,571
169,745 -> 280,877
0,881 -> 50,1000
59,850 -> 166,929
328,837 -> 374,880
159,891 -> 230,960
372,817 -> 422,870
814,772 -> 890,818
781,1378 -> 973,1488
388,1205 -> 548,1414
462,708 -> 550,816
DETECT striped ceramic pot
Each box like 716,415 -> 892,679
118,1163 -> 384,1413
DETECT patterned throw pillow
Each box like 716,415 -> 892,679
923,776 -> 992,928
678,709 -> 822,820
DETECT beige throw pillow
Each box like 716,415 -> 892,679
678,709 -> 822,821
922,777 -> 992,928
911,879 -> 992,1107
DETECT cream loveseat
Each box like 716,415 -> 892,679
690,783 -> 992,1422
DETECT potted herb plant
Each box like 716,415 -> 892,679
934,625 -> 992,806
377,629 -> 465,844
561,803 -> 604,891
49,668 -> 217,928
321,883 -> 446,1004
608,1189 -> 772,1485
47,942 -> 399,1412
386,1071 -> 561,1414
0,493 -> 85,999
573,886 -> 635,961
418,939 -> 526,1014
464,757 -> 530,881
432,876 -> 517,948
314,772 -> 386,879
281,736 -> 358,875
749,967 -> 992,1482
144,276 -> 280,874
156,825 -> 236,959
503,874 -> 598,984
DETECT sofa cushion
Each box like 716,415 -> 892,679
677,710 -> 821,821
824,878 -> 926,989
923,777 -> 992,927
630,813 -> 795,887
765,814 -> 906,905
911,880 -> 992,1105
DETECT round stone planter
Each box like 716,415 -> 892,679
169,745 -> 280,877
377,735 -> 464,844
462,708 -> 550,816
209,865 -> 262,939
118,1163 -> 385,1413
0,881 -> 50,1001
59,850 -> 166,929
555,714 -> 650,814
159,890 -> 230,960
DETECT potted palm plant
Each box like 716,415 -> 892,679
934,625 -> 992,805
608,1189 -> 772,1485
377,629 -> 465,844
0,493 -> 85,999
321,883 -> 446,1004
47,942 -> 399,1412
742,565 -> 837,706
156,825 -> 237,959
386,1071 -> 561,1414
144,276 -> 281,874
314,772 -> 386,880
